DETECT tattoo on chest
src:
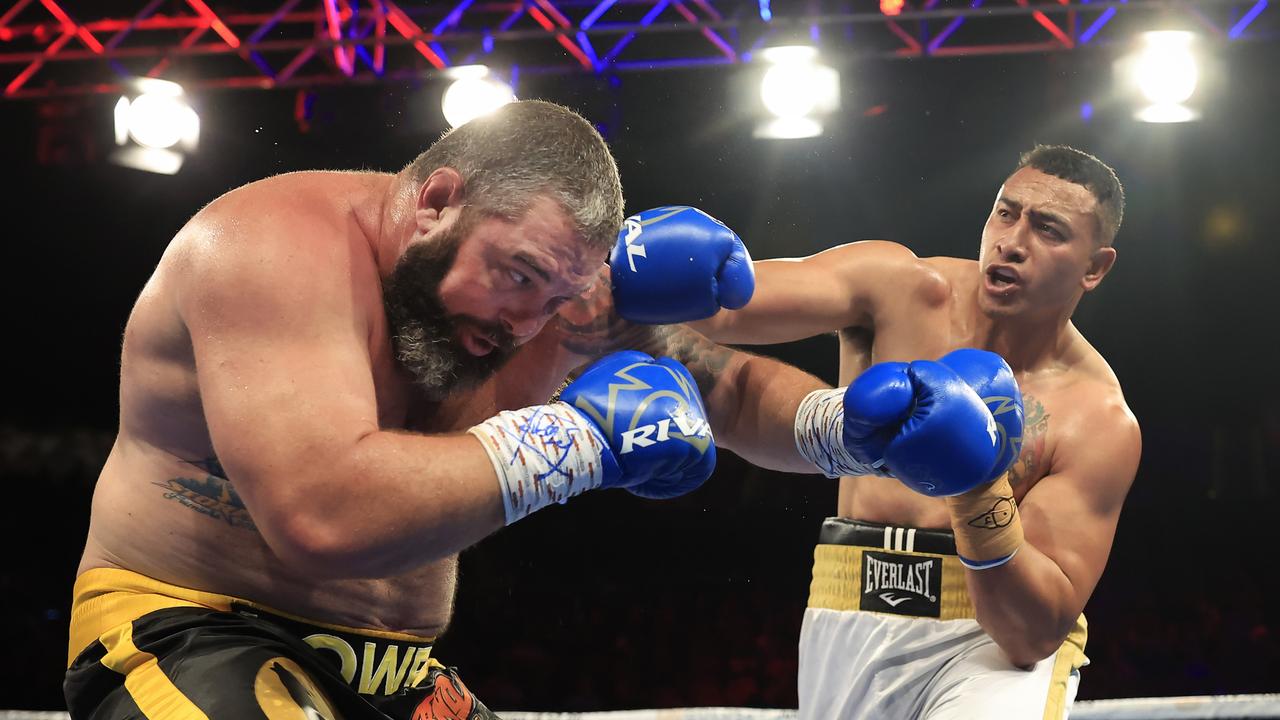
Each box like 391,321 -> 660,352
152,456 -> 257,530
1008,395 -> 1050,488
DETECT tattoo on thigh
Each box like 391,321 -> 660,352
153,456 -> 257,530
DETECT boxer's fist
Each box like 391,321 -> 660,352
842,360 -> 1003,497
610,206 -> 754,324
561,351 -> 716,499
937,349 -> 1024,481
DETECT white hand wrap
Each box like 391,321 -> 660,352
794,388 -> 887,479
468,403 -> 611,525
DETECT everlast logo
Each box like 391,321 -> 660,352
860,551 -> 943,618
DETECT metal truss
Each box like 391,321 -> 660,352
0,0 -> 1272,99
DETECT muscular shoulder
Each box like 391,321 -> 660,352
179,172 -> 362,258
1046,346 -> 1141,487
173,173 -> 377,291
921,255 -> 978,302
820,241 -> 950,306
167,172 -> 386,329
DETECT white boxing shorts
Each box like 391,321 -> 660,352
798,518 -> 1088,720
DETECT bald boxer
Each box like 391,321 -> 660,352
690,146 -> 1142,719
65,101 -> 834,720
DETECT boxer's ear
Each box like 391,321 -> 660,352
415,167 -> 465,230
1082,246 -> 1116,292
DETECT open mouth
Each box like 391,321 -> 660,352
460,328 -> 497,356
986,266 -> 1020,290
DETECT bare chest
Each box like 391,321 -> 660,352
838,318 -> 1065,504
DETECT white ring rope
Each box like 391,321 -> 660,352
4,694 -> 1279,719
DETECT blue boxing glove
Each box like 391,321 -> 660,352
936,350 -> 1026,569
610,206 -> 755,324
841,360 -> 1003,497
469,351 -> 716,524
937,349 -> 1024,481
560,351 -> 716,499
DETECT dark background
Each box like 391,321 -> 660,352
2,31 -> 1279,711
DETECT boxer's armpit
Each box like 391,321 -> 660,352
153,457 -> 257,530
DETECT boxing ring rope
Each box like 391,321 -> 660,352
5,695 -> 1280,720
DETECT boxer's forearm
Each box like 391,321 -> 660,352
964,543 -> 1080,667
553,311 -> 828,473
715,353 -> 830,472
260,431 -> 505,580
657,327 -> 827,473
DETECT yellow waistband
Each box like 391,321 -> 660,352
808,543 -> 1089,664
69,567 -> 436,667
809,543 -> 978,620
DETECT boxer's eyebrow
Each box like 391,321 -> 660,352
1000,197 -> 1069,230
1028,209 -> 1070,232
514,253 -> 551,283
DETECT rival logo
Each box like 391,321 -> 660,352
983,393 -> 1024,460
620,206 -> 709,273
621,216 -> 647,273
572,360 -> 714,456
619,408 -> 711,454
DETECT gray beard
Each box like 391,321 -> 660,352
391,321 -> 466,401
381,225 -> 516,400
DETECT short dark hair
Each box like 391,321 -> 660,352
1015,145 -> 1124,245
405,100 -> 624,252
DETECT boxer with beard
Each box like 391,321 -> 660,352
63,100 -> 833,720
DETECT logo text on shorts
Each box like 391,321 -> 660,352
860,550 -> 943,618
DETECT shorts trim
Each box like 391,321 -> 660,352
98,620 -> 210,720
71,567 -> 436,667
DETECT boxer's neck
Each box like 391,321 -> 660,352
969,303 -> 1075,372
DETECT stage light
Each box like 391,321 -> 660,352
111,78 -> 200,175
754,46 -> 840,139
1115,31 -> 1203,123
441,65 -> 515,128
1133,32 -> 1199,105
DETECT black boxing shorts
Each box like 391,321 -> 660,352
64,567 -> 499,720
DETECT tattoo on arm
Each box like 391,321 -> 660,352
644,325 -> 735,394
554,312 -> 656,358
552,279 -> 658,359
550,269 -> 737,393
153,456 -> 257,530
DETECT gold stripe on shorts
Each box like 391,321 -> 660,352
70,567 -> 436,667
99,620 -> 209,720
807,544 -> 977,620
1042,615 -> 1089,720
